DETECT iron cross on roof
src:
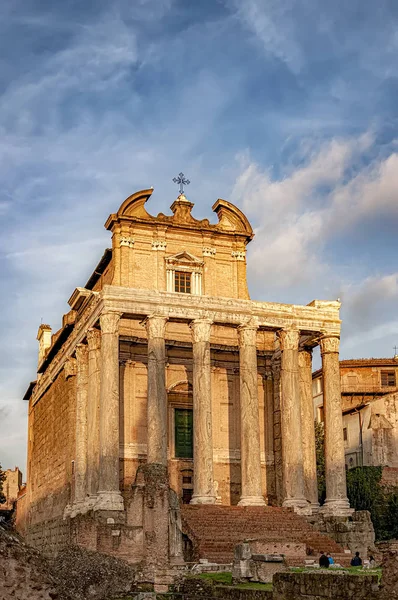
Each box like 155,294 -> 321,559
173,172 -> 190,195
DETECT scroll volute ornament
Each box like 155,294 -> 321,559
277,328 -> 300,351
99,312 -> 122,335
190,319 -> 212,343
145,315 -> 168,339
320,335 -> 340,355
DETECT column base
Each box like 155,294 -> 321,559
310,502 -> 321,515
283,497 -> 312,516
94,491 -> 124,512
320,498 -> 353,517
190,495 -> 217,505
84,495 -> 98,511
238,495 -> 266,507
69,500 -> 89,518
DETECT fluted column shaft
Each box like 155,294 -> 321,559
96,311 -> 124,511
299,348 -> 319,511
238,325 -> 266,506
320,335 -> 351,515
190,319 -> 216,504
86,328 -> 101,504
278,329 -> 309,513
74,344 -> 88,506
146,315 -> 168,465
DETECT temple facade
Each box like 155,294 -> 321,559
21,188 -> 352,571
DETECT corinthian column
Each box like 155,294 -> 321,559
299,348 -> 319,512
238,324 -> 266,506
145,315 -> 168,465
86,328 -> 101,507
190,319 -> 216,504
73,343 -> 88,513
320,335 -> 352,516
278,328 -> 310,514
95,311 -> 124,511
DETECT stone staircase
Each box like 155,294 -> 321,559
181,505 -> 352,567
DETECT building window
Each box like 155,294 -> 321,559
343,427 -> 348,443
381,370 -> 396,387
318,406 -> 324,422
175,271 -> 191,294
174,408 -> 193,458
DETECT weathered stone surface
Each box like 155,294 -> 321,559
273,571 -> 379,600
232,541 -> 286,584
379,551 -> 398,599
145,315 -> 168,466
190,319 -> 216,504
73,343 -> 88,512
278,328 -> 310,514
299,348 -> 319,511
0,525 -> 59,600
238,324 -> 265,506
316,510 -> 375,558
96,311 -> 124,512
320,335 -> 352,517
86,328 -> 101,505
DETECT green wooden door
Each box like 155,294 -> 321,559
175,408 -> 193,459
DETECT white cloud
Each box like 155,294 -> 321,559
231,134 -> 398,289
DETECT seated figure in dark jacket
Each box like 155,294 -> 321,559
319,552 -> 330,568
350,552 -> 362,567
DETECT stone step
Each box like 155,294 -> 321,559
181,505 -> 349,566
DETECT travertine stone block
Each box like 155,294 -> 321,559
73,343 -> 88,512
86,328 -> 101,506
190,319 -> 216,504
96,311 -> 124,512
320,335 -> 352,516
299,348 -> 319,512
278,328 -> 310,514
238,324 -> 266,506
145,315 -> 168,465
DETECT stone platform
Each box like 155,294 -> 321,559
181,505 -> 352,566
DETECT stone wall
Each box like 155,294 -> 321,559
316,510 -> 375,557
23,367 -> 76,552
272,571 -> 379,600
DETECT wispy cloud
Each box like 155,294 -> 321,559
1,0 -> 398,469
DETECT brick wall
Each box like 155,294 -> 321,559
24,367 -> 76,551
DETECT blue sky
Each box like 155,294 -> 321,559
1,0 -> 398,471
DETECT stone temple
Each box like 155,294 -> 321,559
21,187 -> 363,581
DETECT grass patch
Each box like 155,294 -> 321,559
196,571 -> 233,584
195,571 -> 272,591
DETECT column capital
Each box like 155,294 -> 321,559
237,323 -> 258,346
277,328 -> 300,350
320,335 -> 340,355
87,327 -> 101,350
190,318 -> 212,343
144,314 -> 168,339
299,347 -> 313,368
99,311 -> 122,334
75,342 -> 89,362
64,356 -> 77,379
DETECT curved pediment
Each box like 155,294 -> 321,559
212,198 -> 254,239
105,189 -> 154,229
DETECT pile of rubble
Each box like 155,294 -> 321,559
0,525 -> 137,600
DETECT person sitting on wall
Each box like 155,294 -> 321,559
350,551 -> 362,567
368,555 -> 376,568
319,551 -> 330,568
327,552 -> 335,565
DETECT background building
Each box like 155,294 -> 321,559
0,467 -> 23,515
313,358 -> 398,469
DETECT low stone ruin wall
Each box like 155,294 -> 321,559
272,571 -> 379,600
